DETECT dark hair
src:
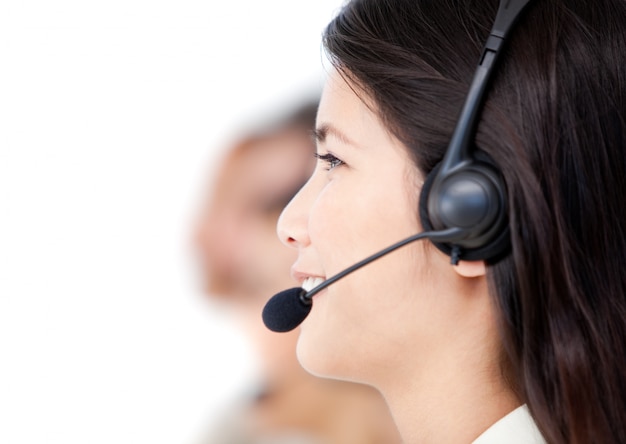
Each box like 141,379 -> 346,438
323,0 -> 626,442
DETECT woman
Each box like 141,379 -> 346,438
274,0 -> 626,442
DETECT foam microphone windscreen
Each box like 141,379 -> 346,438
262,287 -> 312,332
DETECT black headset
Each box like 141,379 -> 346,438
418,0 -> 534,265
261,0 -> 538,332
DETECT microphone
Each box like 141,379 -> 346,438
262,227 -> 466,332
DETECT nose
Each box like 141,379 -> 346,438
277,176 -> 316,250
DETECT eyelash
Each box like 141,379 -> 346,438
314,152 -> 345,171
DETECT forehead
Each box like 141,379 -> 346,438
316,69 -> 399,150
317,69 -> 377,131
317,69 -> 416,162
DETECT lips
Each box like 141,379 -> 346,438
302,276 -> 325,292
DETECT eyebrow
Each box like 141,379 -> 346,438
312,123 -> 358,147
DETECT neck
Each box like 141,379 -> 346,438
379,330 -> 520,443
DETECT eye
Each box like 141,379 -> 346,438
314,152 -> 345,171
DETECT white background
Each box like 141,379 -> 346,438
0,1 -> 344,443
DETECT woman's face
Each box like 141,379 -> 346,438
277,69 -> 475,386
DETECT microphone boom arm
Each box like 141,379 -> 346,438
303,227 -> 466,300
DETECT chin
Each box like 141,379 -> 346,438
295,322 -> 358,383
295,320 -> 332,377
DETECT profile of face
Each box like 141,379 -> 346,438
277,69 -> 491,388
194,126 -> 314,376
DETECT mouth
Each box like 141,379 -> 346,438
301,276 -> 325,292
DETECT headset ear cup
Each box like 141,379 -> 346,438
419,159 -> 511,264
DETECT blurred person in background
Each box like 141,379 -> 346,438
193,98 -> 401,444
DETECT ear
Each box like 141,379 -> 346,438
453,260 -> 487,278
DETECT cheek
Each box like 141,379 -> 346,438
308,175 -> 422,275
296,255 -> 426,383
297,177 -> 427,381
